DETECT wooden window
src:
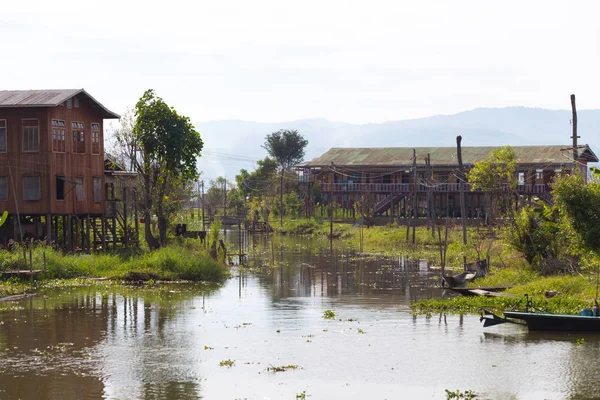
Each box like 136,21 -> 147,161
22,119 -> 39,152
66,98 -> 72,108
52,119 -> 66,152
91,123 -> 100,154
536,169 -> 543,180
0,176 -> 7,201
76,177 -> 84,201
23,176 -> 40,201
56,176 -> 65,200
93,177 -> 102,203
74,96 -> 79,108
72,122 -> 85,153
0,120 -> 6,153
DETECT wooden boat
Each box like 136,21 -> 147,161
442,271 -> 476,288
481,309 -> 600,331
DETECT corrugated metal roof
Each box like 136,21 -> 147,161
0,89 -> 119,119
301,145 -> 599,167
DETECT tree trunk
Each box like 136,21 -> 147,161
143,173 -> 159,250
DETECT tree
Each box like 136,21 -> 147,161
262,130 -> 308,227
115,89 -> 203,249
503,204 -> 578,273
354,194 -> 376,226
467,146 -> 518,224
553,173 -> 600,253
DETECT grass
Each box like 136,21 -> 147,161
413,265 -> 597,315
0,241 -> 229,298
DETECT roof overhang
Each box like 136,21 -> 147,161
0,89 -> 120,119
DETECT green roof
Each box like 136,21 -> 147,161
300,145 -> 598,168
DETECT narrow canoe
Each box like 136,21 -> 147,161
503,311 -> 600,332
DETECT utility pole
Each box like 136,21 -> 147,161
571,94 -> 579,173
457,136 -> 467,268
224,179 -> 227,241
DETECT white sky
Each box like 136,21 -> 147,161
1,0 -> 599,124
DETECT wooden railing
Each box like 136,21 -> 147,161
319,182 -> 549,194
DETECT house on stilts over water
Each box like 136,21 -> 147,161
0,89 -> 139,250
296,144 -> 598,221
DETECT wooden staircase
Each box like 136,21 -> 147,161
374,193 -> 408,216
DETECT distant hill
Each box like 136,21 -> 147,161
195,107 -> 600,181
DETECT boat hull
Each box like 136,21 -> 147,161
504,311 -> 600,331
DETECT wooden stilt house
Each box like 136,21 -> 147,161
0,89 -> 137,250
297,145 -> 599,220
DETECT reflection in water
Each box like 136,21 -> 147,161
1,233 -> 600,399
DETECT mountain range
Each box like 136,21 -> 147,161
195,107 -> 600,181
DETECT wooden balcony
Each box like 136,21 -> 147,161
319,182 -> 549,194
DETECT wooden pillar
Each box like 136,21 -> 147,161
101,216 -> 107,251
34,216 -> 40,241
53,216 -> 58,247
123,187 -> 129,246
112,216 -> 117,249
67,215 -> 73,251
86,215 -> 91,251
134,189 -> 139,247
62,216 -> 66,249
46,213 -> 52,245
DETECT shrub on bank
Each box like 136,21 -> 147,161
0,243 -> 228,282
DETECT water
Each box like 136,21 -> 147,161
1,235 -> 600,399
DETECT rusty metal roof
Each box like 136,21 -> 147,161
301,145 -> 599,167
0,89 -> 120,119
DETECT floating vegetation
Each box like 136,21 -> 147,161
412,295 -> 589,315
204,345 -> 214,350
577,338 -> 586,345
323,310 -> 336,320
357,328 -> 366,334
296,391 -> 307,400
445,389 -> 476,399
219,359 -> 235,367
266,364 -> 301,372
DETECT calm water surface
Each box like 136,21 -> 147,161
1,235 -> 599,400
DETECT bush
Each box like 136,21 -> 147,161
0,243 -> 228,282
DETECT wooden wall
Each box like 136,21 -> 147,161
0,96 -> 106,216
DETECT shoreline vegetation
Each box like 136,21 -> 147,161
1,218 -> 597,316
0,239 -> 229,299
274,217 -> 600,314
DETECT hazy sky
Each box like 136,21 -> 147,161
2,0 -> 599,124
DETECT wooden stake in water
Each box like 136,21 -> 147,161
29,240 -> 33,289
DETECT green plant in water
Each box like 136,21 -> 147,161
445,389 -> 476,399
219,359 -> 234,367
323,309 -> 335,320
357,328 -> 366,334
266,364 -> 300,372
296,391 -> 307,400
577,338 -> 586,345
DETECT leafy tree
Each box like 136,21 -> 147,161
553,173 -> 600,253
205,177 -> 228,217
467,146 -> 518,224
115,89 -> 203,249
262,130 -> 308,227
354,194 -> 376,226
283,192 -> 302,219
504,204 -> 578,273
